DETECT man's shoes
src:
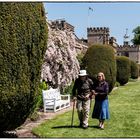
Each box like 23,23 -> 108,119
83,126 -> 88,129
82,125 -> 88,129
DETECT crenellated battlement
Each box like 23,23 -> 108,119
118,45 -> 137,48
50,19 -> 74,32
117,45 -> 140,52
87,27 -> 109,34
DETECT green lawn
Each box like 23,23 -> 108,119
32,79 -> 140,138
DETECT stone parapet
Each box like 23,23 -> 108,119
117,45 -> 140,52
87,27 -> 109,34
50,19 -> 74,32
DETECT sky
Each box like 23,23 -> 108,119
44,2 -> 140,45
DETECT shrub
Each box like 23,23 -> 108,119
29,111 -> 39,122
116,56 -> 131,85
0,3 -> 47,132
83,44 -> 116,92
130,60 -> 139,79
63,81 -> 74,96
36,81 -> 48,109
114,81 -> 120,87
29,81 -> 48,121
76,53 -> 85,69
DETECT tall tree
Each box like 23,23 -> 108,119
0,3 -> 48,132
132,26 -> 140,45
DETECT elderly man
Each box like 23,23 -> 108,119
72,70 -> 94,129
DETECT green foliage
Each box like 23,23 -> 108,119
40,80 -> 48,90
62,81 -> 74,96
29,81 -> 48,121
76,53 -> 85,69
132,26 -> 140,45
36,81 -> 48,109
83,44 -> 116,92
114,81 -> 120,87
0,3 -> 48,132
130,60 -> 139,79
29,111 -> 39,121
116,56 -> 131,85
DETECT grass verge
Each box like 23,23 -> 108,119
32,80 -> 140,138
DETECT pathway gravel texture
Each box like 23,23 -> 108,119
15,102 -> 73,138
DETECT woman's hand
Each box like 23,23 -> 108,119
93,92 -> 98,96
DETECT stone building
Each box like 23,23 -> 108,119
48,19 -> 140,64
86,26 -> 140,64
50,19 -> 74,32
109,37 -> 118,48
116,31 -> 140,64
117,45 -> 140,63
48,19 -> 88,54
74,34 -> 88,54
87,27 -> 110,45
86,27 -> 118,53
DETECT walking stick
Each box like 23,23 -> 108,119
90,98 -> 92,108
71,99 -> 76,127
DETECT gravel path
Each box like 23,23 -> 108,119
0,102 -> 73,138
15,102 -> 73,138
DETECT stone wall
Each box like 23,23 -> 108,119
117,45 -> 140,63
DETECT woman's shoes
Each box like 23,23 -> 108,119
100,124 -> 104,129
99,123 -> 104,129
99,123 -> 102,128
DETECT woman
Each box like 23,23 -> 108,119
92,72 -> 110,129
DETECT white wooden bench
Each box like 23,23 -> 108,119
42,88 -> 70,112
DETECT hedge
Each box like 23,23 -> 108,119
0,3 -> 48,132
116,56 -> 130,85
83,44 -> 116,92
130,60 -> 139,79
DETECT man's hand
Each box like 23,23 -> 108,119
89,90 -> 95,99
73,97 -> 77,101
91,90 -> 95,94
93,92 -> 98,96
91,90 -> 98,96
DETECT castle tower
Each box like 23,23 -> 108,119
116,28 -> 140,64
87,27 -> 110,45
123,28 -> 130,45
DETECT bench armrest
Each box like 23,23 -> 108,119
60,94 -> 70,100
